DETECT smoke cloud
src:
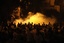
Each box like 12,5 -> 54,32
13,12 -> 56,26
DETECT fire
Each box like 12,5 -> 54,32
12,7 -> 56,26
13,12 -> 56,26
23,12 -> 48,24
13,18 -> 23,26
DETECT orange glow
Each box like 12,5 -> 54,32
12,6 -> 21,18
13,12 -> 56,26
23,12 -> 47,25
24,12 -> 56,25
13,18 -> 23,26
12,7 -> 56,26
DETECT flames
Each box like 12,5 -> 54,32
23,12 -> 56,25
12,7 -> 56,26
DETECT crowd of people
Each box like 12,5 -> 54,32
0,22 -> 64,43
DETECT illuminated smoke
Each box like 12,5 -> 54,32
12,7 -> 56,26
23,12 -> 56,25
12,6 -> 21,19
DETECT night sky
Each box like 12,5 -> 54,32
0,0 -> 64,23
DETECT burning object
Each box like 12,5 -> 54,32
12,7 -> 56,26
